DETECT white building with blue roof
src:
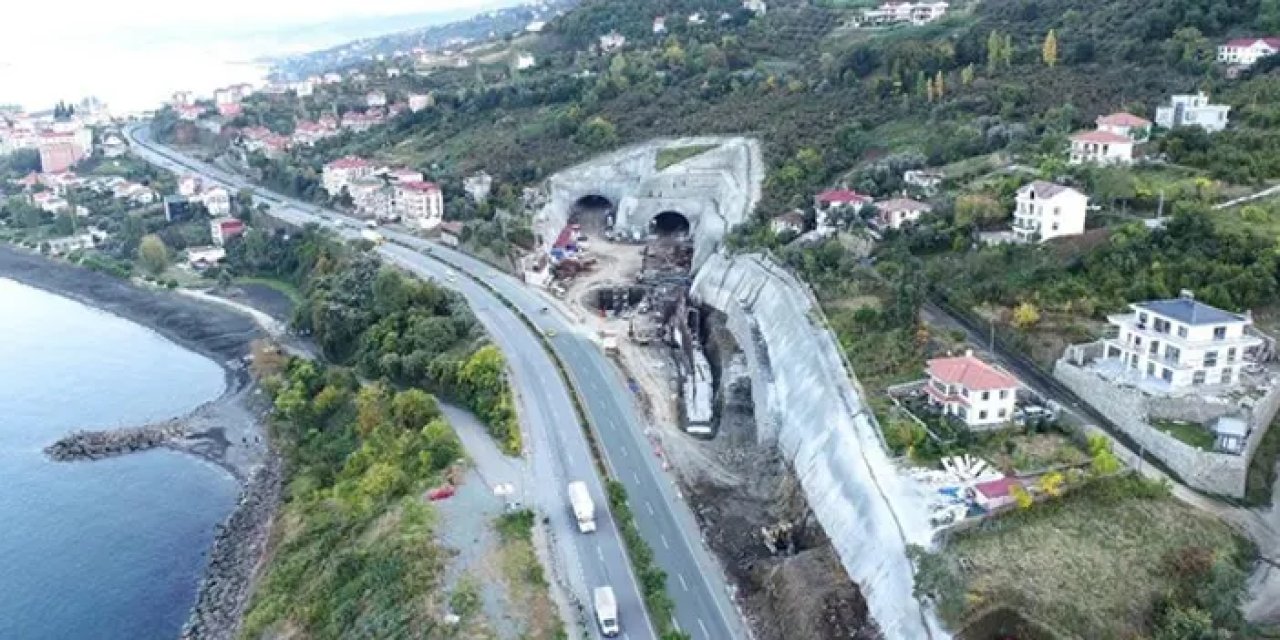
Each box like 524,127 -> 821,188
1102,291 -> 1262,392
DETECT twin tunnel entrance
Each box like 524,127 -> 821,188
570,195 -> 691,238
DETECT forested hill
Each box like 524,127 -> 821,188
276,0 -> 1280,218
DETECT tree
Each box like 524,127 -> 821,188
954,194 -> 1005,227
960,63 -> 975,86
137,234 -> 169,275
1042,30 -> 1058,68
934,70 -> 945,98
1037,471 -> 1064,497
986,31 -> 1003,72
1011,484 -> 1033,509
390,388 -> 440,431
575,116 -> 618,150
1012,302 -> 1041,329
355,383 -> 389,437
1002,34 -> 1014,68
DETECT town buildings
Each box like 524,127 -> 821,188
1217,37 -> 1280,68
1011,181 -> 1088,242
599,31 -> 626,53
210,217 -> 246,246
38,132 -> 89,173
464,171 -> 493,203
653,16 -> 667,34
198,186 -> 231,216
515,53 -> 537,70
164,195 -> 196,222
814,188 -> 872,215
1096,112 -> 1152,142
322,156 -> 374,196
408,94 -> 433,112
395,181 -> 445,229
874,197 -> 932,229
903,169 -> 944,192
1155,92 -> 1230,132
743,0 -> 768,16
771,210 -> 805,235
348,177 -> 394,220
1102,292 -> 1263,391
366,91 -> 388,108
925,351 -> 1020,429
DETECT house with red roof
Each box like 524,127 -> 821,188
972,476 -> 1022,510
1096,112 -> 1152,142
1069,129 -> 1135,165
1217,37 -> 1280,68
394,181 -> 444,230
322,156 -> 374,196
925,350 -> 1021,429
814,188 -> 873,212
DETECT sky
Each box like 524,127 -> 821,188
0,0 -> 522,112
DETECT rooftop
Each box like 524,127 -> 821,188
398,180 -> 441,193
1224,36 -> 1280,48
1097,112 -> 1151,127
1134,298 -> 1247,326
1018,180 -> 1079,199
327,156 -> 371,169
927,353 -> 1020,391
816,188 -> 872,204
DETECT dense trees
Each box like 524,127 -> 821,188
137,234 -> 170,275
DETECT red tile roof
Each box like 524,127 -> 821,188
1096,112 -> 1150,128
1224,37 -> 1280,49
327,156 -> 370,169
926,354 -> 1019,391
1071,130 -> 1133,144
975,477 -> 1020,500
816,188 -> 871,204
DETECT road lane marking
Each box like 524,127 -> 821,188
677,573 -> 689,591
660,534 -> 670,549
620,446 -> 629,458
698,618 -> 710,638
632,470 -> 640,483
596,545 -> 604,562
645,501 -> 655,516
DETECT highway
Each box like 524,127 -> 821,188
126,124 -> 748,640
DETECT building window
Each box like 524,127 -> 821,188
981,391 -> 990,401
1147,363 -> 1156,377
1222,368 -> 1233,384
1228,347 -> 1237,363
1162,367 -> 1173,382
1154,318 -> 1170,334
1205,351 -> 1218,367
998,408 -> 1007,418
999,390 -> 1008,399
1134,336 -> 1143,348
1165,345 -> 1181,364
1138,312 -> 1148,327
1193,371 -> 1206,385
1214,326 -> 1227,340
1177,326 -> 1187,338
978,410 -> 988,420
958,407 -> 968,419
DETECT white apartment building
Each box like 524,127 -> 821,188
322,156 -> 374,196
1155,92 -> 1231,132
861,1 -> 949,26
408,94 -> 433,112
1102,293 -> 1262,391
599,32 -> 626,52
199,186 -> 231,216
348,178 -> 393,220
1069,130 -> 1135,165
1217,37 -> 1280,67
515,53 -> 536,70
366,91 -> 388,108
1012,181 -> 1088,243
395,181 -> 445,230
925,351 -> 1020,430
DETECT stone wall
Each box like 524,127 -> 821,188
1053,359 -> 1280,497
693,251 -> 947,639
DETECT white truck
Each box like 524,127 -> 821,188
360,229 -> 385,245
567,481 -> 596,533
593,586 -> 620,637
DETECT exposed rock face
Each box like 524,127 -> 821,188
44,420 -> 186,461
182,453 -> 282,640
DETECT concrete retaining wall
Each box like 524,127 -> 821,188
1052,359 -> 1280,497
693,251 -> 947,639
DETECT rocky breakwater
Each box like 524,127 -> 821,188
182,452 -> 282,640
44,420 -> 186,461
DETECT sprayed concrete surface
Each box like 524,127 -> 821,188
692,251 -> 947,639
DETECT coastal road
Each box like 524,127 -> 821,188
126,124 -> 749,639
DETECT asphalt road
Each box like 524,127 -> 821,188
125,124 -> 748,639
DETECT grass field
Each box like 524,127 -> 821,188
1151,418 -> 1216,451
655,144 -> 716,171
951,475 -> 1247,638
495,511 -> 564,640
234,276 -> 304,306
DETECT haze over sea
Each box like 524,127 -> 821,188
0,278 -> 234,639
0,0 -> 522,113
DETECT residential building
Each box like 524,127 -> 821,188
653,16 -> 667,34
164,195 -> 196,222
688,12 -> 706,25
100,133 -> 128,158
743,0 -> 768,15
1155,92 -> 1230,132
348,177 -> 393,219
386,68 -> 402,78
179,175 -> 202,197
217,102 -> 243,118
171,91 -> 195,106
1102,292 -> 1263,391
972,477 -> 1022,510
366,91 -> 387,108
464,171 -> 493,203
861,1 -> 949,26
1011,181 -> 1088,243
187,246 -> 227,269
322,72 -> 343,84
199,186 -> 231,216
47,233 -> 99,255
1069,130 -> 1135,165
383,168 -> 424,184
515,53 -> 536,70
1217,37 -> 1280,67
341,110 -> 382,132
37,132 -> 88,173
875,197 -> 932,229
408,94 -> 433,112
925,350 -> 1020,429
599,31 -> 626,52
814,188 -> 872,213
903,169 -> 944,191
322,156 -> 373,196
32,191 -> 69,213
176,105 -> 203,121
1096,112 -> 1152,142
771,210 -> 805,235
439,220 -> 465,247
525,20 -> 546,33
395,181 -> 444,230
210,217 -> 246,246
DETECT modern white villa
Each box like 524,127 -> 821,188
925,351 -> 1020,429
1102,292 -> 1262,391
1155,92 -> 1231,133
1011,181 -> 1088,242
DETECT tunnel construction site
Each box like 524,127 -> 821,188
521,137 -> 944,640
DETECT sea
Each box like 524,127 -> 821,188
0,278 -> 237,640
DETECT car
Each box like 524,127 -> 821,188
539,307 -> 549,314
544,328 -> 557,338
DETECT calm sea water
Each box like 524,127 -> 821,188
0,278 -> 237,640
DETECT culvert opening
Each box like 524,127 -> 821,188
570,194 -> 615,234
651,211 -> 691,237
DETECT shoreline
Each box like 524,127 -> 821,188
0,243 -> 281,640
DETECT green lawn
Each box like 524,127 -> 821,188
1151,418 -> 1216,451
234,276 -> 304,306
655,144 -> 715,171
